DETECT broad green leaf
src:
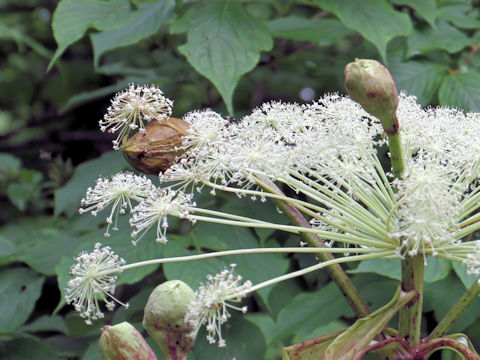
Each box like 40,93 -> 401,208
49,0 -> 135,70
0,337 -> 59,360
315,0 -> 412,61
91,1 -> 175,66
6,183 -> 34,211
190,222 -> 290,303
162,235 -> 227,289
266,16 -> 353,46
0,236 -> 16,265
222,195 -> 288,242
349,258 -> 401,280
389,58 -> 445,105
266,280 -> 302,319
424,273 -> 480,333
406,21 -> 472,58
18,228 -> 80,276
244,313 -> 277,345
0,267 -> 44,333
324,286 -> 415,360
350,258 -> 450,283
390,0 -> 438,28
437,3 -> 480,29
438,73 -> 480,112
19,315 -> 68,334
193,314 -> 266,360
0,152 -> 21,179
82,340 -> 102,360
171,0 -> 273,114
54,151 -> 128,216
0,216 -> 75,276
274,282 -> 353,342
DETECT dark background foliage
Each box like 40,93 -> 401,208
1,0 -> 480,359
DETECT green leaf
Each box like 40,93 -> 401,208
0,267 -> 44,333
0,153 -> 21,180
187,221 -> 290,303
163,236 -> 227,289
18,227 -> 80,276
424,273 -> 480,333
389,58 -> 445,105
171,0 -> 273,114
193,314 -> 266,360
6,183 -> 34,211
390,0 -> 438,28
349,258 -> 401,280
324,286 -> 415,360
222,195 -> 288,242
315,0 -> 412,61
54,151 -> 128,216
274,282 -> 353,342
48,0 -> 135,71
0,216 -> 78,276
19,315 -> 69,334
438,72 -> 480,112
406,21 -> 472,58
0,337 -> 59,360
437,3 -> 480,29
350,258 -> 451,283
265,16 -> 353,46
0,236 -> 16,265
90,1 -> 175,66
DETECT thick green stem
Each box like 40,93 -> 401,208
398,254 -> 424,346
386,132 -> 405,178
384,123 -> 424,346
428,279 -> 480,339
257,176 -> 371,318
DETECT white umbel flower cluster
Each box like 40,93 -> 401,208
79,86 -> 480,295
159,92 -> 480,268
79,172 -> 156,236
99,84 -> 173,149
185,264 -> 252,347
65,243 -> 127,324
130,188 -> 195,244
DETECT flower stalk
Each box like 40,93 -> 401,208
254,175 -> 372,318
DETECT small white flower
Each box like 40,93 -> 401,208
79,172 -> 156,237
185,264 -> 252,347
390,159 -> 462,257
130,188 -> 195,244
99,84 -> 173,149
65,243 -> 127,324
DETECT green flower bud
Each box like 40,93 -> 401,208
344,59 -> 399,134
121,117 -> 190,175
143,280 -> 196,360
100,322 -> 157,360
